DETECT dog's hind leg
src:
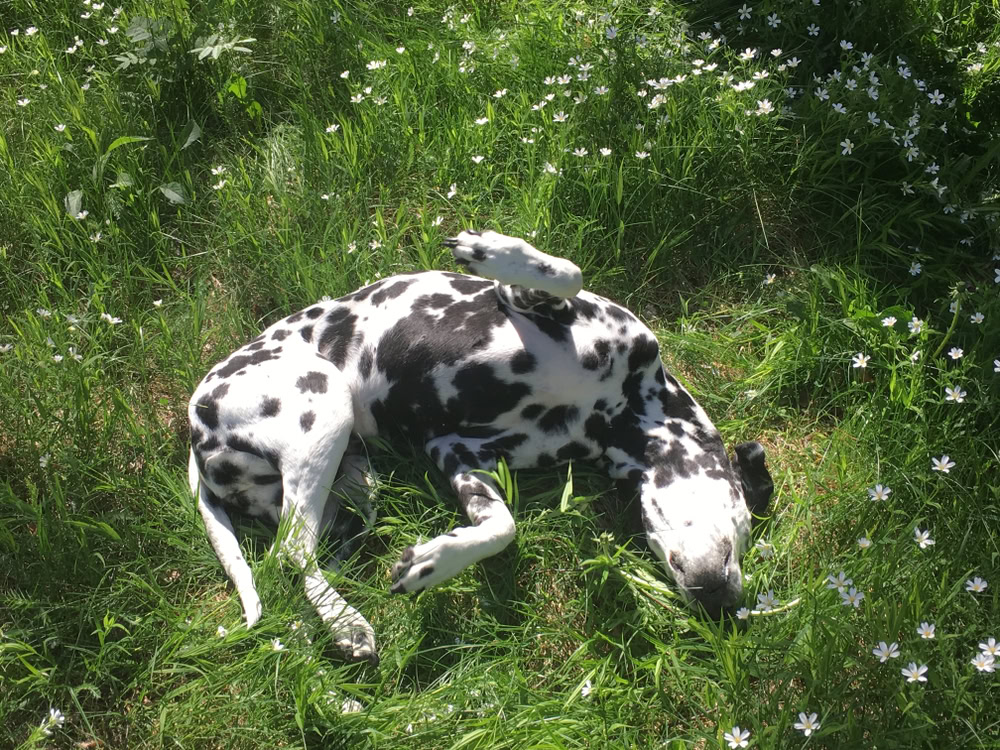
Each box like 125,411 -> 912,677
389,434 -> 516,593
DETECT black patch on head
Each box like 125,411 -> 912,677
534,262 -> 555,276
200,436 -> 220,453
617,342 -> 628,354
190,427 -> 204,447
418,566 -> 436,579
538,405 -> 580,433
371,280 -> 414,306
296,371 -> 329,394
520,403 -> 545,421
300,411 -> 316,432
252,473 -> 281,485
261,397 -> 281,417
215,349 -> 280,379
594,399 -> 607,412
511,351 -> 536,374
211,382 -> 230,401
286,312 -> 304,324
272,329 -> 290,341
318,307 -> 358,369
471,247 -> 487,261
306,306 -> 325,319
556,441 -> 591,461
300,325 -> 314,343
450,277 -> 493,295
210,459 -> 241,486
359,347 -> 374,380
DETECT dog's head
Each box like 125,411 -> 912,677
638,440 -> 773,617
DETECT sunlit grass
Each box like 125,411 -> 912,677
2,0 -> 998,748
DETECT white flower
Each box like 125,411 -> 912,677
944,386 -> 966,403
948,347 -> 963,360
493,88 -> 507,98
553,111 -> 568,122
755,99 -> 774,115
325,123 -> 340,133
738,4 -> 752,20
764,273 -> 776,285
739,47 -> 757,61
100,312 -> 122,325
966,576 -> 988,593
756,589 -> 778,611
908,317 -> 924,334
217,625 -> 228,637
981,638 -> 999,656
581,679 -> 592,698
901,662 -> 928,683
931,455 -> 955,473
271,638 -> 285,651
474,117 -> 489,126
851,352 -> 870,368
970,312 -> 984,324
909,261 -> 922,275
17,97 -> 31,107
857,536 -> 871,549
755,539 -> 774,559
573,147 -> 588,157
913,527 -> 935,549
881,316 -> 897,327
736,607 -> 750,620
471,155 -> 485,164
807,23 -> 820,36
447,183 -> 457,199
724,726 -> 751,748
606,26 -> 617,40
826,571 -> 852,592
599,147 -> 612,156
635,150 -> 650,160
971,653 -> 996,673
927,89 -> 945,105
873,641 -> 900,662
916,622 -> 935,639
840,587 -> 864,607
766,13 -> 780,28
366,59 -> 387,70
794,712 -> 820,737
868,484 -> 891,501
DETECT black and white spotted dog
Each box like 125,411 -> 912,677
188,231 -> 773,664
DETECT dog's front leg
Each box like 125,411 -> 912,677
190,450 -> 262,627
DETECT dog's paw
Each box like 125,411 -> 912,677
331,613 -> 379,666
240,591 -> 263,629
389,541 -> 454,594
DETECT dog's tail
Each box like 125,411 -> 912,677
444,230 -> 582,299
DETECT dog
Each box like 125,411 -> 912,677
187,230 -> 773,664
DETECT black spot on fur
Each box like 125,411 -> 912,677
414,293 -> 455,311
318,307 -> 358,369
194,394 -> 221,429
450,277 -> 492,295
418,566 -> 436,579
511,351 -> 536,374
300,411 -> 316,432
471,247 -> 487,261
296,371 -> 328,394
534,261 -> 555,276
247,341 -> 264,351
306,306 -> 324,319
215,349 -> 280,379
659,387 -> 698,423
200,436 -> 220,453
359,347 -> 374,380
520,403 -> 544,421
556,441 -> 591,461
340,280 -> 385,304
300,325 -> 314,343
538,405 -> 580,433
628,336 -> 659,373
252,473 -> 281,485
448,364 -> 531,425
371,280 -> 414,306
537,453 -> 555,467
261,397 -> 281,417
584,413 -> 610,446
286,312 -> 304,324
211,459 -> 241,485
272,329 -> 290,341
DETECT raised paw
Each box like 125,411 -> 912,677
389,539 -> 460,594
443,230 -> 582,298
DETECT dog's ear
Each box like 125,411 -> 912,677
731,441 -> 774,524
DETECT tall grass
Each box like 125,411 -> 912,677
1,1 -> 998,748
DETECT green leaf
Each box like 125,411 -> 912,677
179,119 -> 202,150
105,135 -> 151,156
228,76 -> 247,100
64,189 -> 83,217
559,462 -> 574,513
158,182 -> 187,205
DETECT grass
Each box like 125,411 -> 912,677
1,0 -> 999,747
